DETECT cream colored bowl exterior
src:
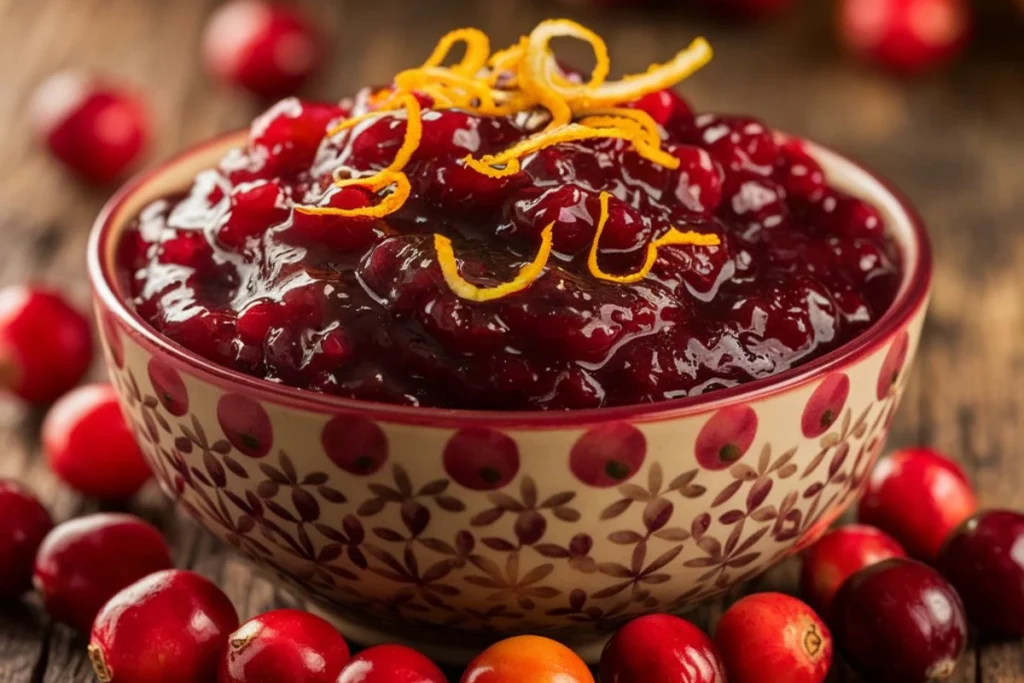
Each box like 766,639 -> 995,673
91,133 -> 928,656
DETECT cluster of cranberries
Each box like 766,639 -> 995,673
568,0 -> 973,76
30,1 -> 323,183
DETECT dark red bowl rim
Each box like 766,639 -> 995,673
88,130 -> 932,429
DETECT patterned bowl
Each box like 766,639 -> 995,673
87,131 -> 931,663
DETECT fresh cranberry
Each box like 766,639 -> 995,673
203,0 -> 323,99
857,447 -> 977,560
569,422 -> 646,487
90,569 -> 239,683
461,635 -> 594,683
799,524 -> 906,615
0,480 -> 52,599
33,513 -> 172,633
936,509 -> 1024,638
444,427 -> 520,490
29,71 -> 149,184
626,89 -> 694,130
217,393 -> 273,458
600,613 -> 726,683
694,405 -> 758,470
43,384 -> 152,499
831,558 -> 967,683
714,593 -> 832,683
336,644 -> 447,683
0,285 -> 92,404
839,0 -> 971,75
219,609 -> 350,683
322,413 -> 389,475
800,373 -> 850,438
683,114 -> 779,176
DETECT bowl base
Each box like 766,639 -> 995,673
308,604 -> 612,666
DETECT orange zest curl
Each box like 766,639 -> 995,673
435,223 -> 555,302
296,20 -> 719,299
588,192 -> 721,284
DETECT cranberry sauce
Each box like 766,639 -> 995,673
117,95 -> 902,410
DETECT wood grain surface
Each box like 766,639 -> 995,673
1,0 -> 1022,680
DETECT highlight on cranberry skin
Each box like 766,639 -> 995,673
0,480 -> 53,600
43,384 -> 152,500
32,513 -> 173,633
799,524 -> 906,615
600,613 -> 726,683
219,609 -> 350,683
936,509 -> 1024,639
857,447 -> 977,561
29,71 -> 149,184
838,0 -> 972,75
203,0 -> 324,99
89,569 -> 239,683
714,592 -> 832,683
831,558 -> 967,683
0,285 -> 92,404
336,644 -> 448,683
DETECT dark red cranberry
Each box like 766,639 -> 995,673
626,89 -> 693,130
936,509 -> 1024,638
800,524 -> 906,615
664,144 -> 723,215
600,613 -> 726,683
0,480 -> 52,599
858,447 -> 977,560
288,187 -> 384,253
246,98 -> 345,178
29,71 -> 149,184
832,558 -> 967,683
33,513 -> 172,632
776,140 -> 826,200
683,114 -> 779,176
839,0 -> 971,75
203,0 -> 324,99
335,644 -> 447,683
0,285 -> 92,404
506,185 -> 598,253
715,593 -> 832,683
90,570 -> 239,683
720,171 -> 788,237
43,384 -> 152,499
218,180 -> 288,250
804,191 -> 886,241
219,609 -> 350,683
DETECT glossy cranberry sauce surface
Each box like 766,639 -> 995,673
117,94 -> 902,410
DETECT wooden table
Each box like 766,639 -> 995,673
1,0 -> 1023,680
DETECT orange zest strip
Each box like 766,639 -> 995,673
296,174 -> 411,219
588,192 -> 721,284
462,123 -> 635,178
435,223 -> 555,302
422,28 -> 491,76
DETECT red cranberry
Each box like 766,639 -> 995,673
936,509 -> 1024,638
218,180 -> 288,250
90,569 -> 239,683
720,171 -> 788,237
33,513 -> 172,633
626,89 -> 693,130
29,71 -> 149,184
246,98 -> 345,178
0,285 -> 92,404
601,613 -> 726,683
858,447 -> 977,560
714,593 -> 832,683
219,609 -> 350,683
203,0 -> 323,99
443,427 -> 520,490
800,524 -> 906,614
831,558 -> 967,683
664,145 -> 723,215
694,405 -> 758,470
684,114 -> 779,177
0,480 -> 52,599
43,384 -> 152,499
838,0 -> 971,75
336,644 -> 447,683
776,140 -> 826,201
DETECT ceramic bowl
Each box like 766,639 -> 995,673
88,131 -> 931,662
